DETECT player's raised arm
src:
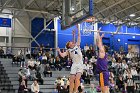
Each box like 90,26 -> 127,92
96,28 -> 105,58
76,24 -> 81,46
56,48 -> 68,58
72,30 -> 76,43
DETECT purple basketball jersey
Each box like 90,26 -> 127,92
96,54 -> 108,73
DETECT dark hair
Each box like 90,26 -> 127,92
66,41 -> 70,49
78,86 -> 83,92
34,79 -> 38,82
19,69 -> 22,71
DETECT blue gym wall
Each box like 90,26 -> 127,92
31,18 -> 55,48
31,18 -> 140,52
57,20 -> 94,49
98,23 -> 140,52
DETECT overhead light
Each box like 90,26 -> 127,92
118,39 -> 121,42
132,36 -> 135,38
70,7 -> 75,11
129,14 -> 135,17
125,43 -> 127,45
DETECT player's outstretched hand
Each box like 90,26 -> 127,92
97,27 -> 101,33
101,33 -> 104,38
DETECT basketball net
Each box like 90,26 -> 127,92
81,17 -> 95,36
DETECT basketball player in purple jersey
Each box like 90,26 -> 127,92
96,28 -> 110,93
57,24 -> 83,93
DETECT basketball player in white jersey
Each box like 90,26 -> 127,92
57,24 -> 83,93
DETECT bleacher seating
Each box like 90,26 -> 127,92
0,61 -> 15,93
0,58 -> 99,93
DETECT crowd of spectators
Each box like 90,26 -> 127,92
0,43 -> 140,93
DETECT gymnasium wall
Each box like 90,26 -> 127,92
98,23 -> 140,52
31,18 -> 55,48
57,20 -> 94,49
31,17 -> 140,53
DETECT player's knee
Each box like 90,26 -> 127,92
75,76 -> 81,81
76,73 -> 81,79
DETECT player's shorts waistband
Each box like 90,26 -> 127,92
99,70 -> 108,73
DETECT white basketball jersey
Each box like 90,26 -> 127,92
68,45 -> 83,64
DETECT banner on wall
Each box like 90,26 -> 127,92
0,18 -> 11,27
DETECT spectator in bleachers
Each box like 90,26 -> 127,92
54,77 -> 62,93
60,84 -> 69,93
59,50 -> 67,68
65,58 -> 72,71
89,56 -> 97,64
55,56 -> 62,71
20,76 -> 28,88
131,67 -> 139,80
116,75 -> 125,92
0,47 -> 5,58
49,57 -> 55,70
122,60 -> 128,70
89,56 -> 96,74
12,54 -> 18,64
49,48 -> 54,57
89,44 -> 93,50
24,67 -> 32,80
127,52 -> 133,60
6,47 -> 13,58
41,53 -> 47,64
61,76 -> 69,87
34,71 -> 44,85
19,54 -> 25,67
84,44 -> 89,52
136,64 -> 140,73
43,64 -> 52,77
109,78 -> 115,93
82,70 -> 90,84
18,80 -> 28,93
25,48 -> 31,59
125,74 -> 136,93
32,47 -> 39,59
84,57 -> 88,63
78,86 -> 84,93
31,80 -> 40,93
28,58 -> 36,70
88,67 -> 93,79
87,84 -> 97,93
88,62 -> 93,69
131,67 -> 138,77
109,71 -> 114,80
18,49 -> 22,56
86,49 -> 92,60
83,61 -> 90,71
18,69 -> 25,84
39,46 -> 44,55
35,60 -> 41,72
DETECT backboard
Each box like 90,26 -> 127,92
61,0 -> 93,30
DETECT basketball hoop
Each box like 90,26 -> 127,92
81,21 -> 93,36
80,17 -> 94,36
